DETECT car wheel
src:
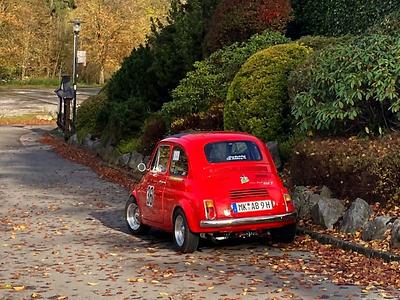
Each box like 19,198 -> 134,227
271,223 -> 296,243
125,195 -> 150,235
173,209 -> 199,253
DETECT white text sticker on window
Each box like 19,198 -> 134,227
173,150 -> 181,161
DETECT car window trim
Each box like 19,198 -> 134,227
169,146 -> 189,178
150,144 -> 171,174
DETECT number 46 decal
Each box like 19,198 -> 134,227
146,185 -> 155,207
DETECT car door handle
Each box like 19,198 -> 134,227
159,180 -> 166,184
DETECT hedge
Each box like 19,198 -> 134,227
224,43 -> 312,142
290,135 -> 400,205
291,0 -> 400,36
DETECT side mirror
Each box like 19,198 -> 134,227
137,162 -> 147,173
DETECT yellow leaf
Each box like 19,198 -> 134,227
13,285 -> 25,291
87,282 -> 99,286
159,292 -> 169,296
1,284 -> 12,289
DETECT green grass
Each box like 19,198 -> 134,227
0,78 -> 102,89
0,78 -> 60,88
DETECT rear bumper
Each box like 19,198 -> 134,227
199,212 -> 297,228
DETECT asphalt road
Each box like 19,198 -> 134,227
0,126 -> 395,299
0,88 -> 100,117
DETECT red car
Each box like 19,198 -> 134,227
125,132 -> 297,253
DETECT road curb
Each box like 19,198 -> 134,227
297,227 -> 400,262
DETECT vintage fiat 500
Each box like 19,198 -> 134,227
125,132 -> 297,253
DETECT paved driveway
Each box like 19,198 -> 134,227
0,126 -> 396,299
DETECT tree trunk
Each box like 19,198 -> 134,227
99,65 -> 105,85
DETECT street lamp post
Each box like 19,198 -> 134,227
72,20 -> 81,133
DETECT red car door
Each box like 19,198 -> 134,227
141,144 -> 171,225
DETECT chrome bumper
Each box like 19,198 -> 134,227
199,212 -> 297,228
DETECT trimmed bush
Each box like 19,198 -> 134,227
162,31 -> 290,128
291,0 -> 400,36
204,0 -> 292,54
290,135 -> 400,205
224,43 -> 312,142
291,34 -> 400,136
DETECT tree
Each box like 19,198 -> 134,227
73,0 -> 169,84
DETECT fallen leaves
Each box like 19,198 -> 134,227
40,134 -> 137,190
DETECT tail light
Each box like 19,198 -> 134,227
203,199 -> 216,220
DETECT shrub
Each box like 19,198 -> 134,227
291,34 -> 400,136
224,43 -> 312,142
140,114 -> 168,155
117,138 -> 142,154
162,31 -> 290,126
170,103 -> 224,133
288,35 -> 354,102
100,0 -> 220,144
203,0 -> 292,54
291,0 -> 400,36
295,35 -> 354,52
76,91 -> 107,141
290,135 -> 400,205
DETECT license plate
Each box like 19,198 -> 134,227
231,200 -> 273,213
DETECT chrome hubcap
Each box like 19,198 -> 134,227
174,215 -> 185,247
127,202 -> 141,231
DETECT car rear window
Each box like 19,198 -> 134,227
204,141 -> 262,163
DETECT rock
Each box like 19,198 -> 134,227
391,219 -> 400,248
320,186 -> 332,198
118,154 -> 131,167
128,151 -> 144,170
69,134 -> 78,145
361,216 -> 393,241
291,186 -> 317,219
311,197 -> 345,229
266,141 -> 281,169
83,134 -> 92,148
91,140 -> 102,155
99,143 -> 119,165
340,198 -> 372,233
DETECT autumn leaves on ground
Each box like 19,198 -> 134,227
40,133 -> 400,294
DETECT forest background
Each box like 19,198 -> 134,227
0,0 -> 169,84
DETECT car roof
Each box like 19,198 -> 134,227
162,131 -> 258,145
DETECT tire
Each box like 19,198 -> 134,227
125,195 -> 150,235
173,209 -> 199,253
271,223 -> 296,243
